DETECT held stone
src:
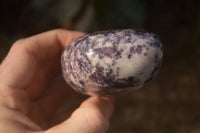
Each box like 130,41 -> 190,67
61,29 -> 163,95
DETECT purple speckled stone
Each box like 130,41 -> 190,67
61,29 -> 163,95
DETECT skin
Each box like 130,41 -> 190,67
0,29 -> 114,133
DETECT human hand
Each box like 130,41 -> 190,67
0,29 -> 114,133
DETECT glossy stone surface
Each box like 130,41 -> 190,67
61,29 -> 163,95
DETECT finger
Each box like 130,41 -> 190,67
16,29 -> 84,60
45,96 -> 114,133
0,29 -> 84,99
36,76 -> 75,120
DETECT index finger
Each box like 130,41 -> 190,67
17,29 -> 84,61
0,29 -> 84,90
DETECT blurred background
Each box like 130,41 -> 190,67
0,0 -> 200,132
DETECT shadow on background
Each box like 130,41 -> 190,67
0,0 -> 200,132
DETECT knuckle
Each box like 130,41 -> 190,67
13,39 -> 25,46
1,88 -> 29,114
11,39 -> 26,51
54,28 -> 68,32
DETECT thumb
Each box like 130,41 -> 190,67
45,96 -> 114,133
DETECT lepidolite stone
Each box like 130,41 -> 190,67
61,29 -> 163,95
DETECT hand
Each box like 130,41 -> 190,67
0,29 -> 114,133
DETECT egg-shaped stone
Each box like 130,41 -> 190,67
61,29 -> 163,95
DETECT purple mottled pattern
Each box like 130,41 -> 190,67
61,29 -> 163,95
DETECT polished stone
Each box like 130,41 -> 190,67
61,29 -> 163,95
